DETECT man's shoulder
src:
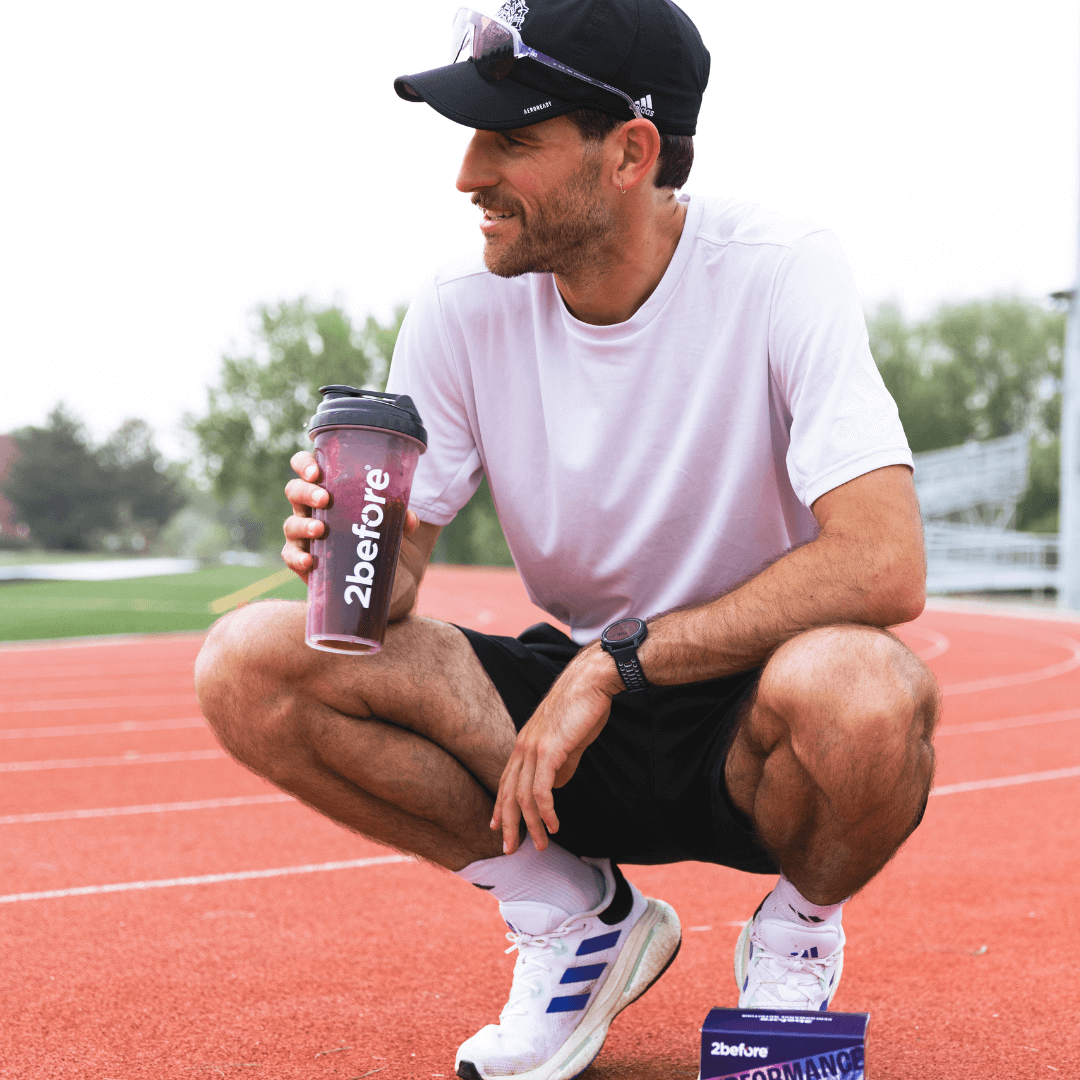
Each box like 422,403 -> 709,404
691,194 -> 831,255
430,250 -> 532,296
415,250 -> 535,323
430,249 -> 491,288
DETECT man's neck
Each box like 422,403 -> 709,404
553,195 -> 688,326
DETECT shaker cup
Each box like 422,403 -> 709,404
304,385 -> 427,654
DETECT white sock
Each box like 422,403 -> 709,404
761,875 -> 845,928
456,836 -> 605,920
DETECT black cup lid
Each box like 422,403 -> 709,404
308,385 -> 428,448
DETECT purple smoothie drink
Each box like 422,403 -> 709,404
304,386 -> 427,655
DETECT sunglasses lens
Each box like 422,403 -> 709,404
450,10 -> 475,63
452,29 -> 473,63
474,18 -> 515,81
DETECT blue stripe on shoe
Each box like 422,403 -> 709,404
559,963 -> 606,984
575,930 -> 620,956
546,993 -> 591,1013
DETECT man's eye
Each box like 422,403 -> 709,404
502,134 -> 524,148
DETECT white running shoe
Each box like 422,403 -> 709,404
455,860 -> 681,1080
734,895 -> 845,1012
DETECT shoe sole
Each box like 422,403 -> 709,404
457,898 -> 681,1080
733,906 -> 844,1011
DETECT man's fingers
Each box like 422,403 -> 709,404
497,757 -> 524,854
280,542 -> 312,583
283,513 -> 324,542
403,509 -> 420,536
515,756 -> 549,852
553,746 -> 588,789
290,450 -> 320,482
284,478 -> 329,513
282,463 -> 327,585
531,757 -> 561,836
491,753 -> 516,831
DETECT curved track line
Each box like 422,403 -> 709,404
931,766 -> 1080,797
0,854 -> 413,904
0,694 -> 198,714
906,627 -> 951,662
0,717 -> 207,740
938,707 -> 1080,737
0,793 -> 293,825
0,748 -> 226,772
940,629 -> 1080,696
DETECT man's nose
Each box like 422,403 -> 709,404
456,130 -> 498,193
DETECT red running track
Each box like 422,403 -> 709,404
1,568 -> 1078,1078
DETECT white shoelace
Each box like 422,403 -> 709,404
499,923 -> 585,1022
749,938 -> 838,1006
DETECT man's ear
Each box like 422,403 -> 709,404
613,119 -> 662,194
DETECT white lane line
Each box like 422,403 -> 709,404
931,766 -> 1080,797
5,704 -> 1073,745
0,854 -> 413,905
0,793 -> 293,825
937,707 -> 1080,737
1,767 -> 1075,904
0,717 -> 207,740
0,663 -> 193,681
0,694 -> 197,714
909,627 -> 951,662
0,748 -> 226,772
941,630 -> 1080,696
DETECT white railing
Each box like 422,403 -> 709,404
923,522 -> 1059,593
913,432 -> 1030,528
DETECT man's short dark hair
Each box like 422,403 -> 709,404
566,108 -> 695,191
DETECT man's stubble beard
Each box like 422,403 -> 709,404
480,151 -> 618,280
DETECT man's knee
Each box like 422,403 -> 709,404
759,624 -> 941,748
194,600 -> 310,763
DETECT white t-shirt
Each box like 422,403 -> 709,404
386,194 -> 912,644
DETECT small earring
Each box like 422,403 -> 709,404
620,179 -> 626,194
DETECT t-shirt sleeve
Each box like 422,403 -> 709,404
384,276 -> 484,526
768,229 -> 913,508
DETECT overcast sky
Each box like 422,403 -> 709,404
1,0 -> 1077,459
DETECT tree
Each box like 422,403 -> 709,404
1015,438 -> 1060,533
2,407 -> 114,550
1,407 -> 184,551
98,419 -> 187,534
190,297 -> 521,563
868,297 -> 1064,454
431,477 -> 514,567
868,297 -> 1065,532
189,299 -> 404,548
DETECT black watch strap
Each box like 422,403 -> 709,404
600,618 -> 650,694
610,650 -> 649,694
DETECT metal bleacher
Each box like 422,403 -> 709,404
912,433 -> 1059,593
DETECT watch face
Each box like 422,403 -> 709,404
604,618 -> 643,643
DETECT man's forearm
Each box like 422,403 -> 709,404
640,528 -> 923,685
635,464 -> 924,682
388,519 -> 442,622
586,466 -> 926,690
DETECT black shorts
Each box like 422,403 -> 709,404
458,622 -> 779,875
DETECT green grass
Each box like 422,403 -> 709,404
0,566 -> 306,642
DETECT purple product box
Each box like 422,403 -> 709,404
700,1008 -> 869,1080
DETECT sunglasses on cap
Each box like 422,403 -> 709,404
451,7 -> 644,121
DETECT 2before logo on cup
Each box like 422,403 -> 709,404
345,468 -> 393,609
303,386 -> 427,655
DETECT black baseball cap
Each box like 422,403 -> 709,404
394,0 -> 710,137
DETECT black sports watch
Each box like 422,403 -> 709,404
600,618 -> 650,694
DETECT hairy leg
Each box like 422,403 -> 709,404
194,600 -> 513,870
725,624 -> 940,904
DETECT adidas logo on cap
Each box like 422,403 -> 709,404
634,94 -> 655,117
